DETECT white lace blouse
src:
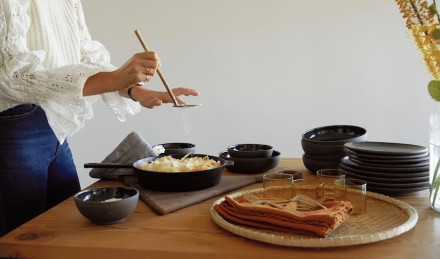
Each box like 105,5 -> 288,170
0,0 -> 140,143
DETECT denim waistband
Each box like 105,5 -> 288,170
0,104 -> 37,117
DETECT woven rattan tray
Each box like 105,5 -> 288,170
210,188 -> 418,248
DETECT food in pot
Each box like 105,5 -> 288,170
139,155 -> 221,173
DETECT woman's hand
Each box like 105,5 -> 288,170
126,86 -> 199,109
83,51 -> 160,96
113,51 -> 160,88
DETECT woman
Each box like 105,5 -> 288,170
0,0 -> 198,236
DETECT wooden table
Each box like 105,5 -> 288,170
0,158 -> 439,259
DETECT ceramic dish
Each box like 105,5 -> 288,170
152,143 -> 196,155
344,142 -> 428,156
345,171 -> 429,183
367,186 -> 428,195
219,150 -> 281,173
349,156 -> 429,168
357,178 -> 428,189
302,125 -> 367,144
227,144 -> 273,158
341,157 -> 429,173
302,154 -> 340,173
74,187 -> 139,224
338,163 -> 429,178
346,153 -> 429,164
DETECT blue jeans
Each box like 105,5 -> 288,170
0,104 -> 80,236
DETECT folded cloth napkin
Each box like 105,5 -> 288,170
89,132 -> 156,180
88,132 -> 259,215
214,196 -> 352,237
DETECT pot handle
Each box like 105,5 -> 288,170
84,163 -> 133,169
224,160 -> 234,166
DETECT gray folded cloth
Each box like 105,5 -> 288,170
121,175 -> 257,215
89,132 -> 156,180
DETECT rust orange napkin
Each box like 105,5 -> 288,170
214,196 -> 352,237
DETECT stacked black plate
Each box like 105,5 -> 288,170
339,142 -> 429,195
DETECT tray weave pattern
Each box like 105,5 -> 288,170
210,188 -> 418,248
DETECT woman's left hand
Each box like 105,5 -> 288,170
131,86 -> 199,109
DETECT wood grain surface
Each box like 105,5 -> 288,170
0,159 -> 439,259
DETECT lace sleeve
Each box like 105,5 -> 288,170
0,0 -> 140,141
75,0 -> 140,120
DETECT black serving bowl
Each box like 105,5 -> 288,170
74,187 -> 139,224
219,150 -> 281,173
132,154 -> 227,191
301,125 -> 367,156
227,144 -> 273,158
153,143 -> 196,155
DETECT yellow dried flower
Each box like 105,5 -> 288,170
396,0 -> 440,100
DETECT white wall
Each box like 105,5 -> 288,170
72,0 -> 436,188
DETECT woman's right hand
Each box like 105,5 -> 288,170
83,51 -> 160,96
113,51 -> 161,89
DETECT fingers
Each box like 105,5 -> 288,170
140,98 -> 163,109
172,87 -> 199,97
134,52 -> 160,84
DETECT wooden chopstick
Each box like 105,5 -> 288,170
134,30 -> 180,106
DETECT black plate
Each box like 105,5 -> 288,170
347,153 -> 429,164
346,173 -> 429,188
339,163 -> 429,178
344,142 -> 428,156
349,156 -> 429,168
345,171 -> 429,183
344,148 -> 429,161
367,185 -> 428,195
341,156 -> 429,173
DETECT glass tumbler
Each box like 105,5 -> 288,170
316,169 -> 346,201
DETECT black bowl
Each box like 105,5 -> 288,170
74,187 -> 139,224
302,154 -> 341,174
219,150 -> 281,173
153,143 -> 196,155
301,125 -> 367,156
227,144 -> 273,158
301,139 -> 345,156
302,125 -> 367,144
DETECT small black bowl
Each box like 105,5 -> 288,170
153,143 -> 196,155
74,187 -> 139,224
219,150 -> 281,173
227,144 -> 273,158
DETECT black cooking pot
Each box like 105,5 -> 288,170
84,154 -> 231,192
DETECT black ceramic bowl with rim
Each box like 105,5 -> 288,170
219,150 -> 281,173
153,143 -> 196,155
227,144 -> 273,158
302,125 -> 367,145
301,125 -> 367,156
